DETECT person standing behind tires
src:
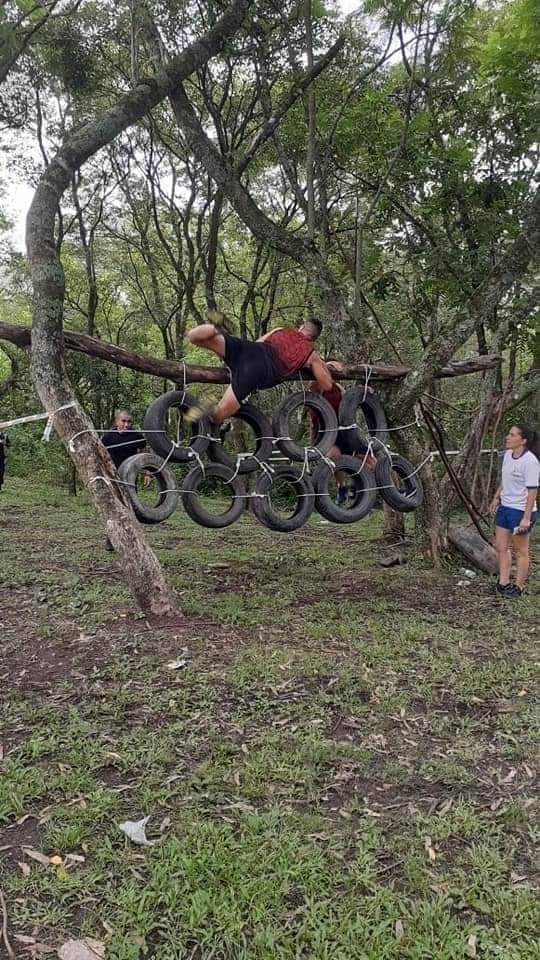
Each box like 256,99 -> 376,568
308,378 -> 376,504
0,431 -> 10,492
102,410 -> 146,469
101,410 -> 147,551
490,423 -> 539,598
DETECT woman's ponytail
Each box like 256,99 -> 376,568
516,423 -> 540,460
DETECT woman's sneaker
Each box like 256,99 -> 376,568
495,582 -> 524,598
505,584 -> 525,598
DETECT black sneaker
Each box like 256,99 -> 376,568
495,582 -> 512,596
505,584 -> 525,598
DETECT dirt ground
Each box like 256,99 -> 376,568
0,477 -> 538,960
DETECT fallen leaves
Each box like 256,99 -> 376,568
19,848 -> 86,871
21,847 -> 50,867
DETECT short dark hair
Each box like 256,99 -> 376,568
305,317 -> 322,337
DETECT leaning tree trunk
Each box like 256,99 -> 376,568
27,210 -> 179,616
25,0 -> 254,617
387,419 -> 447,564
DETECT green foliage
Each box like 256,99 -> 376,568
481,0 -> 540,103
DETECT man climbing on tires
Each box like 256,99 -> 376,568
187,311 -> 337,424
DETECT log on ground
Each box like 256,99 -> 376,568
448,524 -> 497,575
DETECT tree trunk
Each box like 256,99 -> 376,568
414,463 -> 447,566
448,525 -> 497,575
382,504 -> 405,542
24,0 -> 254,617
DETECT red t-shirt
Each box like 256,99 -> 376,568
265,328 -> 314,377
308,383 -> 342,428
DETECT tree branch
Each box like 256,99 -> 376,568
0,321 -> 500,384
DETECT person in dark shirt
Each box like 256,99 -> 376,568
0,431 -> 10,491
101,410 -> 146,468
186,311 -> 337,424
101,410 -> 146,551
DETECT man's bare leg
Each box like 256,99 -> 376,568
184,325 -> 241,427
187,323 -> 226,358
210,386 -> 241,425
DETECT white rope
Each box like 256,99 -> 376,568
88,452 -> 433,502
187,448 -> 206,475
224,452 -> 251,483
177,358 -> 187,405
361,364 -> 372,403
0,402 -> 77,440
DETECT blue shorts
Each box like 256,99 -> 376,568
496,505 -> 538,533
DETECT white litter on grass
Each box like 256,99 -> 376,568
167,658 -> 187,670
118,816 -> 159,846
459,568 -> 477,579
58,938 -> 105,960
457,580 -> 472,587
166,646 -> 188,670
319,520 -> 330,525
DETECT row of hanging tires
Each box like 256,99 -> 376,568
117,387 -> 424,533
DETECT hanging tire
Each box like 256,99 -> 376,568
143,390 -> 211,463
338,388 -> 388,454
312,455 -> 377,524
252,463 -> 315,532
272,392 -> 338,462
181,462 -> 246,529
207,403 -> 273,474
118,453 -> 179,525
375,453 -> 424,512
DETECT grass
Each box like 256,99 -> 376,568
0,475 -> 538,959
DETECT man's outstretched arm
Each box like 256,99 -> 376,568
306,353 -> 333,392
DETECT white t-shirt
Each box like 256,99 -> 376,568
501,449 -> 539,510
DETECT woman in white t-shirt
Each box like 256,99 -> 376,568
490,423 -> 539,597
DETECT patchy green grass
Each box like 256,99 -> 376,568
0,476 -> 538,959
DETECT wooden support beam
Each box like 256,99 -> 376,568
0,322 -> 500,385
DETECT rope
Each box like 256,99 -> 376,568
0,402 -> 77,440
361,364 -> 372,402
420,401 -> 490,538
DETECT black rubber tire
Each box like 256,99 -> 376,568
143,390 -> 211,463
272,392 -> 338,462
338,388 -> 388,454
207,403 -> 273,474
252,463 -> 315,532
312,455 -> 377,524
181,462 -> 246,529
118,453 -> 179,525
375,453 -> 424,512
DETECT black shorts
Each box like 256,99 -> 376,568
335,429 -> 355,454
223,334 -> 282,403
